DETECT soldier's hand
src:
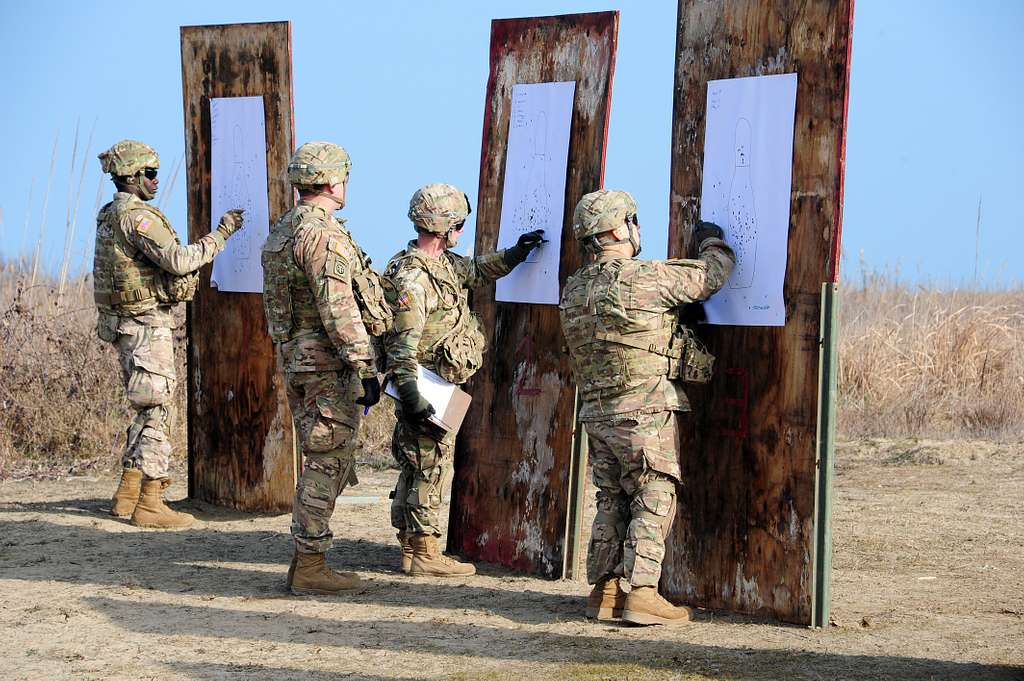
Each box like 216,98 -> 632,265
355,376 -> 382,408
216,209 -> 245,239
396,380 -> 435,424
692,221 -> 724,247
503,229 -> 546,267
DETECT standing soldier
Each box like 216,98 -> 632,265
262,142 -> 392,595
558,190 -> 735,625
384,183 -> 543,577
96,139 -> 244,529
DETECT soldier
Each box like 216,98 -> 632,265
383,183 -> 543,577
96,139 -> 244,529
558,190 -> 735,625
262,141 -> 392,595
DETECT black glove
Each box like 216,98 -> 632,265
692,220 -> 724,247
395,380 -> 435,424
355,376 -> 381,407
216,209 -> 245,239
679,302 -> 707,326
502,229 -> 546,267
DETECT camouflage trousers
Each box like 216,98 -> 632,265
389,409 -> 457,537
584,410 -> 681,588
115,319 -> 175,480
285,369 -> 362,554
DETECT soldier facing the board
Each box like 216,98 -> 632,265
97,139 -> 245,529
383,183 -> 543,577
558,190 -> 735,625
261,141 -> 392,595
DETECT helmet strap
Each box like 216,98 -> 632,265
314,189 -> 345,210
443,226 -> 459,249
592,223 -> 641,257
136,170 -> 156,201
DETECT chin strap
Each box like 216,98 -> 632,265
596,223 -> 642,257
314,190 -> 345,209
444,227 -> 459,249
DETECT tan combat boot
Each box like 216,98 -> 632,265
585,577 -> 627,621
285,553 -> 298,590
110,467 -> 143,518
130,478 -> 195,529
621,586 -> 693,626
397,531 -> 414,573
409,534 -> 476,577
289,551 -> 362,595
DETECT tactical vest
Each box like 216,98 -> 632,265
93,195 -> 197,315
262,206 -> 392,344
560,258 -> 714,394
384,250 -> 486,385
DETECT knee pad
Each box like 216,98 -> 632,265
630,477 -> 677,531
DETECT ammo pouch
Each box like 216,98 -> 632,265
669,325 -> 714,384
352,263 -> 393,338
594,324 -> 714,384
432,311 -> 486,385
155,271 -> 199,304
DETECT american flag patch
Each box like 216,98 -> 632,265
396,292 -> 411,309
137,218 -> 153,233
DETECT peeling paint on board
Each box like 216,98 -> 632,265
447,12 -> 618,579
664,0 -> 852,624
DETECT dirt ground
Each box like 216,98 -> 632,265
1,438 -> 1021,681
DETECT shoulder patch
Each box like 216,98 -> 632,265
136,216 -> 153,234
395,291 -> 413,310
333,257 -> 348,277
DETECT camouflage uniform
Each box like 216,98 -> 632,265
383,239 -> 512,536
262,142 -> 391,557
263,202 -> 386,553
559,190 -> 735,589
94,141 -> 231,481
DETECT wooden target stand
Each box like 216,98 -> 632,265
181,22 -> 297,512
662,0 -> 852,626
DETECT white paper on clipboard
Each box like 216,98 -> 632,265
384,365 -> 472,432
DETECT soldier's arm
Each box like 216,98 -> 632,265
294,227 -> 376,378
384,270 -> 429,386
127,208 -> 226,276
654,237 -> 736,306
458,251 -> 515,289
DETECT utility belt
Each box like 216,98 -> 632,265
94,272 -> 199,308
594,325 -> 714,384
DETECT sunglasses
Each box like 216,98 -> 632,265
453,220 -> 466,231
143,168 -> 158,180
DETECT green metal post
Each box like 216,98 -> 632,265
812,282 -> 839,627
563,388 -> 589,580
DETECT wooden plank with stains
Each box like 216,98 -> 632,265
447,12 -> 619,578
181,22 -> 297,512
663,1 -> 853,623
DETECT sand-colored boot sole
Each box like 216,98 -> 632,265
621,606 -> 693,626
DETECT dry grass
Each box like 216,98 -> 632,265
0,261 -> 398,479
838,269 -> 1024,438
0,263 -> 132,478
2,258 -> 1021,478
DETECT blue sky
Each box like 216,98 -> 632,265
0,1 -> 1021,287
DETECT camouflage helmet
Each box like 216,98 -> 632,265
98,140 -> 160,177
572,189 -> 638,240
287,141 -> 351,186
408,183 -> 472,234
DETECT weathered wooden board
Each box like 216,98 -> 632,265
663,1 -> 852,623
447,12 -> 618,578
181,22 -> 297,512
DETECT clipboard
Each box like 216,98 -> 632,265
384,365 -> 472,433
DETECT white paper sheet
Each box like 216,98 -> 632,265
699,73 -> 798,326
209,96 -> 271,293
384,365 -> 456,429
495,81 -> 576,305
